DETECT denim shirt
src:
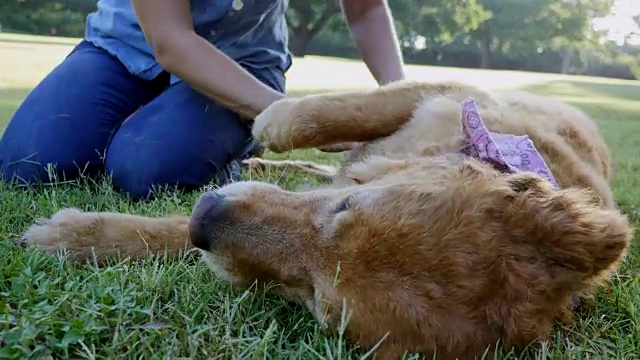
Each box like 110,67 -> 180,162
84,0 -> 292,84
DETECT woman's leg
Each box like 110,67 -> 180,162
0,41 -> 167,185
104,68 -> 286,199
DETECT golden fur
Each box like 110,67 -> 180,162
20,80 -> 633,359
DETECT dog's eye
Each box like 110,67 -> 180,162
333,197 -> 352,214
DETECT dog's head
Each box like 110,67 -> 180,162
188,156 -> 632,358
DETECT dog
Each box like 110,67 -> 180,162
20,80 -> 633,359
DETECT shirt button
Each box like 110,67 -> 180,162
232,0 -> 243,11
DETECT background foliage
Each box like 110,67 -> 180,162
0,0 -> 639,78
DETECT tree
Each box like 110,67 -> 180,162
547,0 -> 615,74
286,0 -> 342,57
284,0 -> 490,58
629,14 -> 640,43
389,0 -> 489,52
0,0 -> 96,36
469,0 -> 555,68
467,0 -> 614,69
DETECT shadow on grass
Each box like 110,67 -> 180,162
513,79 -> 640,219
524,78 -> 640,102
0,38 -> 79,48
0,34 -> 80,47
522,80 -> 640,125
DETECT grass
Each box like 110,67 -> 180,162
1,33 -> 639,359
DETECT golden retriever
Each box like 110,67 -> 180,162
20,80 -> 633,359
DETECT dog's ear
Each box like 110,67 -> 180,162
502,172 -> 632,284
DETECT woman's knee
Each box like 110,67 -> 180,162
106,166 -> 162,200
1,41 -> 167,187
105,155 -> 242,200
0,151 -> 56,186
104,127 -> 248,199
102,65 -> 285,199
104,95 -> 254,198
0,122 -> 99,186
0,145 -> 85,186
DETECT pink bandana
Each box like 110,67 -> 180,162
458,98 -> 559,189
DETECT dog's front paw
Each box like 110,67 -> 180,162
18,208 -> 101,261
252,98 -> 302,153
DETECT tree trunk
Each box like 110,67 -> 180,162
290,30 -> 312,57
286,0 -> 341,58
478,37 -> 491,69
560,47 -> 574,74
475,27 -> 492,69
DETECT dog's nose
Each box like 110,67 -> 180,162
189,192 -> 227,250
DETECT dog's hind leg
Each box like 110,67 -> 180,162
243,157 -> 337,181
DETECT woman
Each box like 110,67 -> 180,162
0,0 -> 405,199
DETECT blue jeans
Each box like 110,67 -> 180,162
0,41 -> 285,199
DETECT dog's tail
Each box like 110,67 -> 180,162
243,158 -> 337,181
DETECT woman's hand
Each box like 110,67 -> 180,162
130,0 -> 285,120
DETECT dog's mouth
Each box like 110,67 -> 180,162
198,250 -> 244,285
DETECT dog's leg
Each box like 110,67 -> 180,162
18,208 -> 193,264
243,157 -> 337,181
252,80 -> 447,153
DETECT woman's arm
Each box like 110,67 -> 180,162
341,0 -> 406,85
131,0 -> 284,120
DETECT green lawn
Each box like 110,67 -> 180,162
1,34 -> 639,359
